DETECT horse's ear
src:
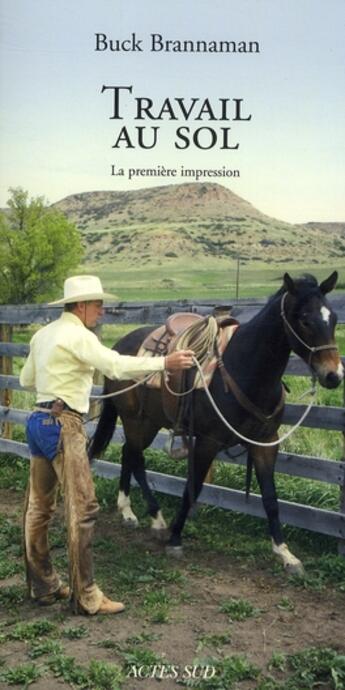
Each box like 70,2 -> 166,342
283,273 -> 296,295
319,271 -> 338,295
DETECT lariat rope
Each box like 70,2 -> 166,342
163,316 -> 219,397
89,316 -> 218,400
89,313 -> 318,447
89,372 -> 154,399
191,355 -> 317,447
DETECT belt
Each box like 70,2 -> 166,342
37,400 -> 82,417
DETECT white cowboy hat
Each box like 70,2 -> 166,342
48,275 -> 117,305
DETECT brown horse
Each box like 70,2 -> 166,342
89,273 -> 343,573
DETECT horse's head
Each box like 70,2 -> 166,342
281,272 -> 344,389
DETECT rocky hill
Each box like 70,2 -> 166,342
52,183 -> 345,267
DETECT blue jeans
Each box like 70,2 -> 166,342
26,412 -> 62,461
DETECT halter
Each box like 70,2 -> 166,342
280,292 -> 338,368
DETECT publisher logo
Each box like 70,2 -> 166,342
126,664 -> 217,681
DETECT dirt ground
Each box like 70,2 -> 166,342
0,487 -> 344,690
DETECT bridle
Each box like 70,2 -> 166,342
280,292 -> 339,368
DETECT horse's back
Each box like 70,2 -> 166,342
113,326 -> 155,356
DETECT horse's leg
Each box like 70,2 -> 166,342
167,436 -> 219,556
118,442 -> 140,528
250,440 -> 304,575
118,418 -> 167,533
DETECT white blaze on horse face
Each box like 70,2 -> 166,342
117,490 -> 139,526
337,361 -> 344,381
320,306 -> 331,324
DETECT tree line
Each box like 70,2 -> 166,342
0,188 -> 83,304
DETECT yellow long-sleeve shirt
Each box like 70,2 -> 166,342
20,312 -> 164,413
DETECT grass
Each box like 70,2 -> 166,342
1,619 -> 57,642
0,584 -> 27,609
61,624 -> 89,640
196,632 -> 232,653
0,662 -> 42,686
90,262 -> 345,301
178,654 -> 259,689
121,646 -> 165,672
141,587 -> 175,624
1,643 -> 344,690
257,647 -> 345,690
0,649 -> 124,689
219,597 -> 259,622
28,639 -> 64,659
175,647 -> 345,689
0,489 -> 344,688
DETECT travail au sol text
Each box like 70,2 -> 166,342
101,85 -> 252,150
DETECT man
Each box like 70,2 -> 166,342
20,275 -> 194,615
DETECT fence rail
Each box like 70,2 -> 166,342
0,298 -> 344,554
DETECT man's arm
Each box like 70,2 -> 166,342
71,329 -> 194,380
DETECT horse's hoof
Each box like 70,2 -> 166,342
165,545 -> 184,559
122,517 -> 139,529
151,527 -> 169,542
285,560 -> 304,577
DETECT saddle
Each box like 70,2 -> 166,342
140,312 -> 204,355
137,311 -> 239,433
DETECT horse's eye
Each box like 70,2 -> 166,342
299,317 -> 311,330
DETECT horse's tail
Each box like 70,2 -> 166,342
245,451 -> 253,501
88,398 -> 118,461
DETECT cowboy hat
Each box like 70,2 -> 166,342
48,275 -> 117,305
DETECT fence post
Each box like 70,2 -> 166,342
0,323 -> 13,439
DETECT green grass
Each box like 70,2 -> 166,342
0,662 -> 42,686
141,587 -> 175,624
28,639 -> 63,659
175,647 -> 345,689
178,654 -> 259,689
276,596 -> 295,612
196,632 -> 232,653
1,619 -> 58,642
0,584 -> 27,609
87,660 -> 124,690
121,647 -> 165,673
46,653 -> 90,686
1,644 -> 344,690
0,454 -> 29,491
89,262 -> 345,301
257,647 -> 345,690
61,624 -> 89,640
219,597 -> 259,622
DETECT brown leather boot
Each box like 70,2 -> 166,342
36,584 -> 70,606
96,596 -> 125,615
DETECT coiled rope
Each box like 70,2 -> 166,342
90,316 -> 218,400
89,316 -> 316,447
163,316 -> 218,397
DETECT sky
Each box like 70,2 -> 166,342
0,0 -> 344,223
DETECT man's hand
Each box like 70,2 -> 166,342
165,350 -> 195,371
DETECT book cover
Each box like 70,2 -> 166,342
0,2 -> 344,687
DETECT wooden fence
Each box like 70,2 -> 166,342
0,297 -> 345,554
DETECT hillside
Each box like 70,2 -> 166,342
52,183 -> 345,267
304,221 -> 345,235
